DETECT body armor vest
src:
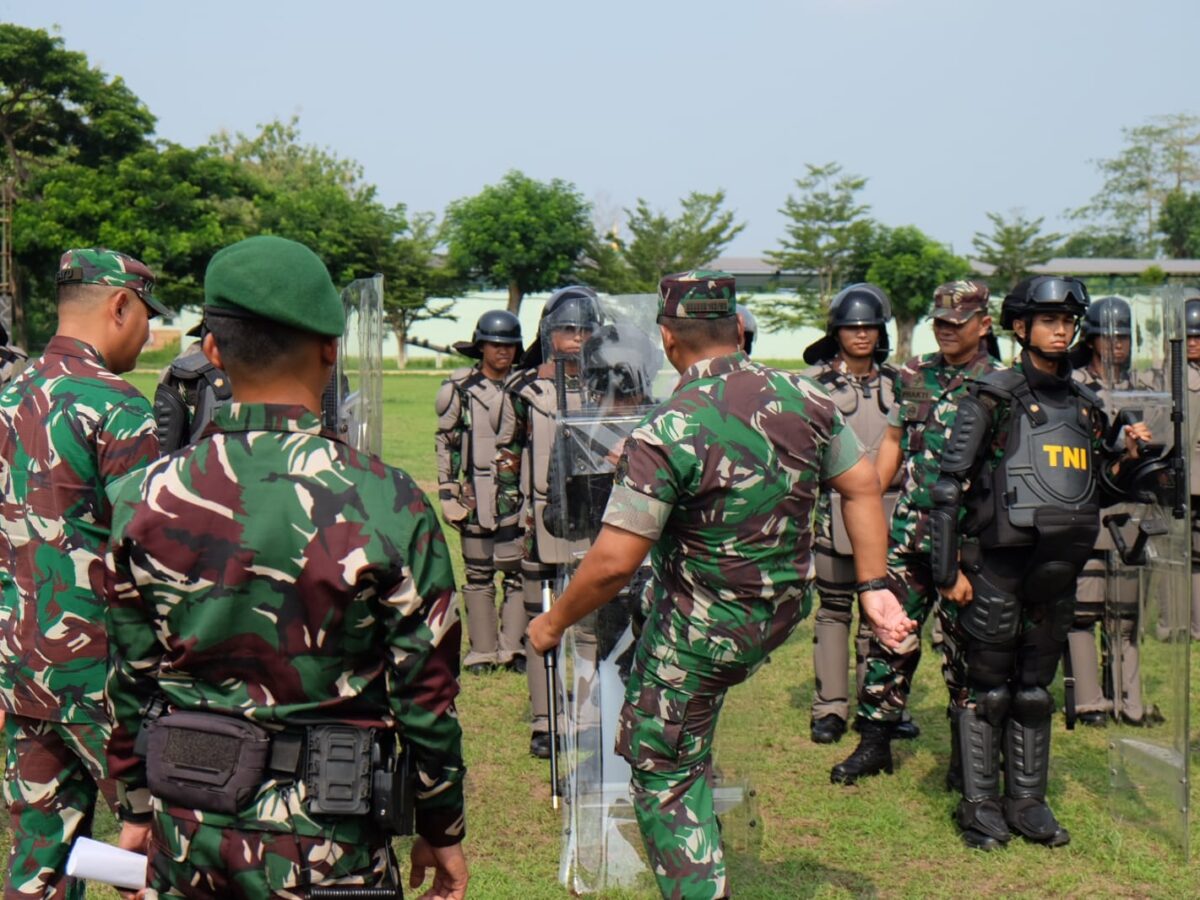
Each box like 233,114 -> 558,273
446,369 -> 507,530
515,364 -> 587,565
971,371 -> 1100,551
807,359 -> 901,557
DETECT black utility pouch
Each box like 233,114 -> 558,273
146,711 -> 270,814
305,725 -> 374,817
371,743 -> 415,836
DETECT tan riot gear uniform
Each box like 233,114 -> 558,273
1067,365 -> 1150,720
806,358 -> 901,725
435,366 -> 525,668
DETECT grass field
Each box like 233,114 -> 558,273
60,373 -> 1200,898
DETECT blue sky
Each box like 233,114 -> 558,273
7,1 -> 1198,260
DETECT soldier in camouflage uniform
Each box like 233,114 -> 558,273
0,248 -> 165,899
529,270 -> 915,900
929,277 -> 1149,850
803,283 -> 906,745
493,286 -> 602,759
104,236 -> 468,899
1065,297 -> 1158,727
832,280 -> 1004,786
436,310 -> 527,676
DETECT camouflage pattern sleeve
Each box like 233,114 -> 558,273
493,380 -> 529,530
380,489 -> 466,845
819,408 -> 863,481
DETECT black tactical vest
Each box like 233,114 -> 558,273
969,369 -> 1101,552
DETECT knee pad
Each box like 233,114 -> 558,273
975,684 -> 1011,727
965,639 -> 1017,690
816,591 -> 854,616
1011,686 -> 1052,724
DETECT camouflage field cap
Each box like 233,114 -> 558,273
204,235 -> 344,337
56,248 -> 169,317
931,279 -> 990,323
657,270 -> 737,319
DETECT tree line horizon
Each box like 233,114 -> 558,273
4,24 -> 1198,361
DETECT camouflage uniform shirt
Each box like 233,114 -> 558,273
602,352 -> 862,677
888,347 -> 1002,555
0,336 -> 158,724
104,403 -> 465,845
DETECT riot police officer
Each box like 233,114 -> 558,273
803,284 -> 904,744
494,287 -> 603,758
1186,295 -> 1200,642
1066,297 -> 1156,726
930,276 -> 1149,851
436,310 -> 527,675
153,322 -> 232,452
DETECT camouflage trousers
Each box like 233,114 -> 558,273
3,714 -> 118,900
615,587 -> 807,900
146,812 -> 395,899
857,551 -> 958,722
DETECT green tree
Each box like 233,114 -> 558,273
971,211 -> 1062,291
14,143 -> 255,344
1158,189 -> 1200,258
382,211 -> 464,367
212,118 -> 461,360
445,170 -> 593,313
761,162 -> 873,330
864,225 -> 970,361
0,24 -> 157,342
592,190 -> 745,293
1059,228 -> 1142,259
1072,113 -> 1200,255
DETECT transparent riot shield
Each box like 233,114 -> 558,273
332,275 -> 384,456
551,298 -> 759,892
1098,287 -> 1190,858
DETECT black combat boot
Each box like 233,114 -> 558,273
1004,689 -> 1069,847
954,705 -> 1011,851
893,712 -> 920,741
811,714 -> 847,744
830,719 -> 893,785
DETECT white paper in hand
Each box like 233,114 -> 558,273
65,837 -> 147,890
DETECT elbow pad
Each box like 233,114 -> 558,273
929,476 -> 963,588
941,395 -> 991,475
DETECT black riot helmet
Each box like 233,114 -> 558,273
582,322 -> 662,406
1001,276 -> 1090,331
521,285 -> 604,368
737,304 -> 757,355
1080,296 -> 1132,340
803,283 -> 892,365
1185,295 -> 1200,337
473,309 -> 522,345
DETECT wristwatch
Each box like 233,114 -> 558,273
855,577 -> 890,594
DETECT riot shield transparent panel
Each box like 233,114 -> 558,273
334,275 -> 384,456
1099,288 -> 1190,859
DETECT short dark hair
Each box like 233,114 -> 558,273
205,315 -> 317,376
659,316 -> 740,353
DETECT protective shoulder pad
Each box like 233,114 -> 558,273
941,394 -> 992,475
435,378 -> 461,418
1068,377 -> 1103,410
972,368 -> 1024,401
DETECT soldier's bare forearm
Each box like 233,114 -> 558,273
828,457 -> 889,582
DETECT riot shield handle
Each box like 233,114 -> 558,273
1104,512 -> 1168,566
541,580 -> 561,810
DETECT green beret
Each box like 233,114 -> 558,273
657,269 -> 737,319
204,235 -> 345,337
